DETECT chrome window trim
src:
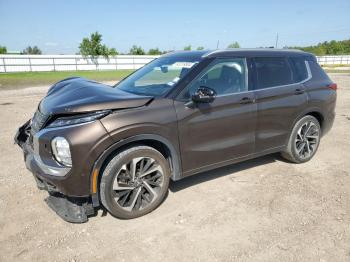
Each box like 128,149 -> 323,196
305,60 -> 312,82
179,60 -> 312,101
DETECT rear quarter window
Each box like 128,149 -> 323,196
308,60 -> 330,81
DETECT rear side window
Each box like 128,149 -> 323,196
254,57 -> 293,89
290,57 -> 308,82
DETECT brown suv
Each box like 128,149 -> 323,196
15,49 -> 336,223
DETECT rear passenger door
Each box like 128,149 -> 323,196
253,56 -> 309,152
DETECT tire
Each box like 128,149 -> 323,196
100,145 -> 170,219
281,115 -> 321,163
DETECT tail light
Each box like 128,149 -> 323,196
328,83 -> 337,90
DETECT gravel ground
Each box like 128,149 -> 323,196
0,75 -> 349,262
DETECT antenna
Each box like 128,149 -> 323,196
216,40 -> 220,49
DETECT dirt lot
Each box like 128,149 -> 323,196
0,74 -> 349,262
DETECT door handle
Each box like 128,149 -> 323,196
295,88 -> 305,95
239,97 -> 255,104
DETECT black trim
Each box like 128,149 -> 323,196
246,57 -> 256,91
45,193 -> 95,223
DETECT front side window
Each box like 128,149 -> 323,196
116,56 -> 201,96
254,57 -> 293,89
182,58 -> 248,99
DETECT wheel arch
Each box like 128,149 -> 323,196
294,108 -> 324,131
90,134 -> 182,207
286,108 -> 325,146
304,111 -> 324,130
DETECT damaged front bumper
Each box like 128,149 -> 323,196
14,120 -> 95,223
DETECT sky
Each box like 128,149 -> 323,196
0,0 -> 350,54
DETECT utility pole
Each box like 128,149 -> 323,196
275,33 -> 279,48
216,40 -> 220,49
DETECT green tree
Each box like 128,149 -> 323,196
326,40 -> 344,54
287,39 -> 350,55
22,46 -> 42,54
79,32 -> 117,63
148,48 -> 162,55
0,45 -> 7,54
184,45 -> 191,51
227,42 -> 240,48
129,45 -> 145,55
196,46 -> 204,50
109,48 -> 118,56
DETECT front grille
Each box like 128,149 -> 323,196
31,110 -> 49,135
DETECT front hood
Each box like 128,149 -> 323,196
39,77 -> 153,115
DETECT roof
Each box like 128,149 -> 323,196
163,48 -> 311,59
162,50 -> 209,59
204,48 -> 309,58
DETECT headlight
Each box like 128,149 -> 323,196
51,137 -> 72,167
47,110 -> 110,128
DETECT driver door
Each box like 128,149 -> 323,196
173,58 -> 257,175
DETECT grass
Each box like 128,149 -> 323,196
322,64 -> 350,68
0,68 -> 348,90
325,69 -> 350,74
0,70 -> 134,89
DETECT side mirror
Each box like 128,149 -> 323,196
192,86 -> 216,103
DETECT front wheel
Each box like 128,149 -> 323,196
100,146 -> 170,219
281,115 -> 321,163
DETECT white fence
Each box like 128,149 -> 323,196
316,55 -> 350,65
0,54 -> 349,73
0,55 -> 158,73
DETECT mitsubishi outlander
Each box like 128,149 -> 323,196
15,49 -> 336,223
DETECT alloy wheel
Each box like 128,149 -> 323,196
295,121 -> 320,159
112,157 -> 164,212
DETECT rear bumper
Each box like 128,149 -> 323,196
322,110 -> 335,136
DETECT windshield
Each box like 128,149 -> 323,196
115,56 -> 201,96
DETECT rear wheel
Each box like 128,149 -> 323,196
281,115 -> 321,163
100,146 -> 170,219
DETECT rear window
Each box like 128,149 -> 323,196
254,57 -> 293,89
290,57 -> 308,82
